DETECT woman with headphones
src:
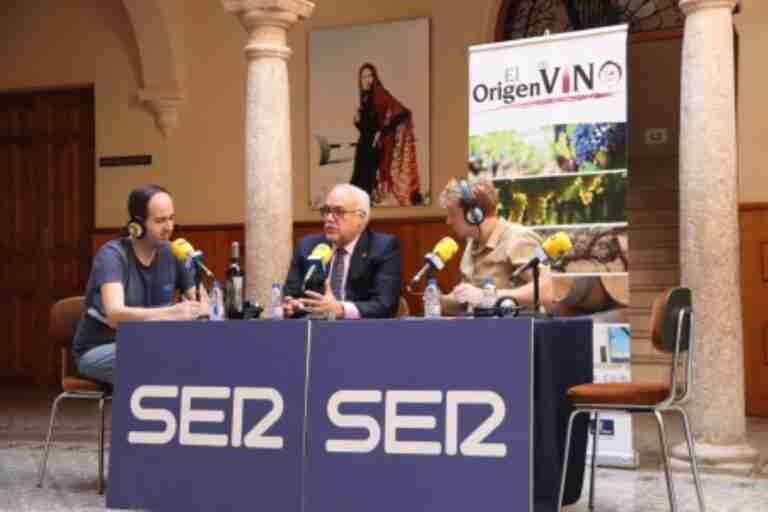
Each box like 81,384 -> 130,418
439,176 -> 553,315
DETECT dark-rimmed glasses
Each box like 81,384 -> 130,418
319,206 -> 364,219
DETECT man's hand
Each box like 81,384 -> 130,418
196,284 -> 211,318
451,283 -> 484,307
299,280 -> 344,318
282,296 -> 305,318
174,284 -> 211,320
173,299 -> 206,320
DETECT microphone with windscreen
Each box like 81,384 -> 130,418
407,237 -> 460,292
302,243 -> 333,295
170,238 -> 213,315
171,238 -> 214,279
512,231 -> 572,317
512,231 -> 572,279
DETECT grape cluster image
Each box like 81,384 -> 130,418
468,122 -> 627,179
564,123 -> 627,171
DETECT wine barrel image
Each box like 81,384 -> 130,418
552,274 -> 629,323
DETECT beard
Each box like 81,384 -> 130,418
145,232 -> 171,249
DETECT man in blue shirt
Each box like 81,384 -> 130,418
73,184 -> 208,385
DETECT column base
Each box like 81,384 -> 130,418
670,442 -> 759,476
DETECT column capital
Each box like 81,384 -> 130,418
222,0 -> 314,60
223,0 -> 314,15
679,0 -> 739,16
138,89 -> 185,137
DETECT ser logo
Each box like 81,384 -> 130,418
325,390 -> 508,458
127,385 -> 284,449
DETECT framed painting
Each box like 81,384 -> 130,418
309,18 -> 430,207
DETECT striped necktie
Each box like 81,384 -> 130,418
330,248 -> 346,300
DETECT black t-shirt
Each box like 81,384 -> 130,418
72,237 -> 194,358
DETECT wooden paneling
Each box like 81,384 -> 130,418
739,203 -> 768,416
91,154 -> 684,380
763,324 -> 768,367
625,155 -> 680,372
81,194 -> 768,406
94,218 -> 463,316
90,155 -> 685,378
761,242 -> 768,282
617,37 -> 683,377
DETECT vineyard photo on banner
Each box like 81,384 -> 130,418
468,25 -> 637,467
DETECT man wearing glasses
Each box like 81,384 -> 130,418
283,184 -> 402,318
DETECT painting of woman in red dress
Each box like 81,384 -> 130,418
350,62 -> 422,206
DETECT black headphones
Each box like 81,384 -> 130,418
458,179 -> 485,226
472,296 -> 521,318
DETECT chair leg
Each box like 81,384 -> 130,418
674,407 -> 706,512
653,410 -> 678,512
37,393 -> 67,488
588,412 -> 601,510
557,409 -> 584,511
98,397 -> 106,495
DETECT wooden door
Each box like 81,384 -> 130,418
741,205 -> 768,416
0,87 -> 94,386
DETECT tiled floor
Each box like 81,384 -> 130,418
2,388 -> 767,511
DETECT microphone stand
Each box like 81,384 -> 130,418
406,267 -> 436,294
527,261 -> 554,319
194,267 -> 203,302
425,267 -> 436,284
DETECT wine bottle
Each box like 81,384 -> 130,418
225,241 -> 244,319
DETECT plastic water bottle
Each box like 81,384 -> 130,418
423,278 -> 442,319
481,276 -> 497,310
270,283 -> 284,320
210,280 -> 225,321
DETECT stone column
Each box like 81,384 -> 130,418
222,0 -> 314,308
673,0 -> 758,475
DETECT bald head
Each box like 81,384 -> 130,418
330,184 -> 370,219
322,184 -> 371,245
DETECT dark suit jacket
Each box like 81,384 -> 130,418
284,229 -> 401,318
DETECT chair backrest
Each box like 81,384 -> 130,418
649,287 -> 694,403
649,287 -> 692,353
50,297 -> 85,379
50,296 -> 85,347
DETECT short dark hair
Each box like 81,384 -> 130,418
128,184 -> 169,220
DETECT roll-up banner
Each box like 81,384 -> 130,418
468,25 -> 636,467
